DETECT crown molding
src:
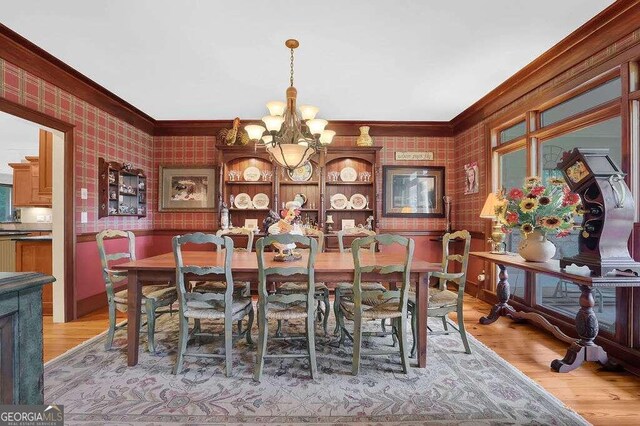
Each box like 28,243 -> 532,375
154,119 -> 453,137
0,23 -> 155,134
451,1 -> 640,133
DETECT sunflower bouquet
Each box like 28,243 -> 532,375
496,176 -> 582,238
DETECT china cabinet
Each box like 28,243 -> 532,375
98,158 -> 147,218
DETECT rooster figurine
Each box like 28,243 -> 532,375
218,117 -> 250,146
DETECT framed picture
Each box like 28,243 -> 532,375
341,219 -> 356,230
159,165 -> 217,212
464,162 -> 479,194
244,219 -> 258,230
382,166 -> 445,217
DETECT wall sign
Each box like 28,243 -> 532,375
394,151 -> 434,161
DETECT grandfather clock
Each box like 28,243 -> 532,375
557,147 -> 640,276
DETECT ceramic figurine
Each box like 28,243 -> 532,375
267,201 -> 303,261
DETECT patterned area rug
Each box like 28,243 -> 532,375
45,309 -> 588,425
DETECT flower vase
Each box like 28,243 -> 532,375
518,230 -> 556,262
356,126 -> 373,147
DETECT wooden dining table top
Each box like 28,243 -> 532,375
115,250 -> 440,273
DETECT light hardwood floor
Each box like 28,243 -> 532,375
43,295 -> 640,425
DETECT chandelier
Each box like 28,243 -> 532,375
245,39 -> 335,170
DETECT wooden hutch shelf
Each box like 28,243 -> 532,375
98,158 -> 147,218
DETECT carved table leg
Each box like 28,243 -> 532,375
551,285 -> 609,373
479,264 -> 519,325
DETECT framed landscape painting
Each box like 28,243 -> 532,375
382,166 -> 445,217
159,165 -> 217,212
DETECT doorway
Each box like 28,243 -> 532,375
0,97 -> 75,322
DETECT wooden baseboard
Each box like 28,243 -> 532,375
76,283 -> 126,317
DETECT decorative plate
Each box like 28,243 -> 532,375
252,193 -> 270,209
234,193 -> 252,209
349,193 -> 367,210
293,193 -> 307,207
287,163 -> 313,181
243,166 -> 261,182
340,166 -> 357,182
330,193 -> 348,209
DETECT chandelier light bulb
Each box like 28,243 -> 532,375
299,105 -> 319,120
245,125 -> 266,141
306,119 -> 328,135
262,115 -> 285,132
266,101 -> 286,116
319,129 -> 336,145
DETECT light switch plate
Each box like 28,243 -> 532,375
80,211 -> 88,223
80,188 -> 88,199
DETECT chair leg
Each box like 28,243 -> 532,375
237,319 -> 243,335
105,302 -> 117,350
441,315 -> 449,332
380,318 -> 386,333
145,299 -> 156,353
253,308 -> 268,382
352,314 -> 363,376
173,315 -> 189,375
333,288 -> 342,335
306,317 -> 318,380
224,315 -> 233,377
338,307 -> 347,347
246,307 -> 255,345
275,319 -> 283,337
457,306 -> 471,354
322,290 -> 330,336
397,316 -> 409,374
410,303 -> 417,359
391,323 -> 398,347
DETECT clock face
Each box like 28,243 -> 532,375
566,160 -> 589,184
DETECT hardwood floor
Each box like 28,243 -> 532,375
43,295 -> 640,425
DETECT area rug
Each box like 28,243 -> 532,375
44,308 -> 588,425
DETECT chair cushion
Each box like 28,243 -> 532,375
113,285 -> 177,305
340,298 -> 402,320
408,288 -> 459,308
277,282 -> 328,293
192,281 -> 248,294
185,296 -> 253,321
336,282 -> 385,291
264,301 -> 315,320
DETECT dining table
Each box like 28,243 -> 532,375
114,250 -> 440,368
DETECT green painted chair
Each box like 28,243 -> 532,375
275,228 -> 330,335
408,230 -> 472,357
96,229 -> 177,352
172,232 -> 254,376
337,234 -> 414,375
333,228 -> 385,337
254,233 -> 319,382
191,227 -> 254,297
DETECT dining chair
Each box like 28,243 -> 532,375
275,228 -> 330,335
172,232 -> 254,376
337,234 -> 414,375
97,229 -> 177,352
254,233 -> 319,382
191,227 -> 254,297
408,230 -> 472,357
333,227 -> 385,336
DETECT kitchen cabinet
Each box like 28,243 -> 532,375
9,157 -> 52,208
38,129 -> 53,195
15,238 -> 53,315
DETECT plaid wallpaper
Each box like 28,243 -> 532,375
0,58 -> 154,234
153,136 -> 217,230
452,123 -> 486,233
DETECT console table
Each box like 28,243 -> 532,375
0,272 -> 54,404
470,252 -> 640,373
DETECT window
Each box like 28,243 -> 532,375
499,149 -> 527,298
540,78 -> 621,127
499,120 -> 526,144
0,185 -> 12,222
535,117 -> 621,333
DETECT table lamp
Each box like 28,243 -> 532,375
480,192 -> 506,254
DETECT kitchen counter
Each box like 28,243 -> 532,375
11,235 -> 52,241
0,231 -> 30,237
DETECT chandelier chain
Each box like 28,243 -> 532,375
290,47 -> 295,87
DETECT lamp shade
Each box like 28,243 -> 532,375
266,101 -> 286,116
306,118 -> 328,135
480,193 -> 500,219
262,115 -> 285,132
266,143 -> 315,170
245,125 -> 266,140
299,105 -> 319,120
319,129 -> 336,145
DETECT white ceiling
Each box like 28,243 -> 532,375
1,1 -> 614,121
0,112 -> 41,176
